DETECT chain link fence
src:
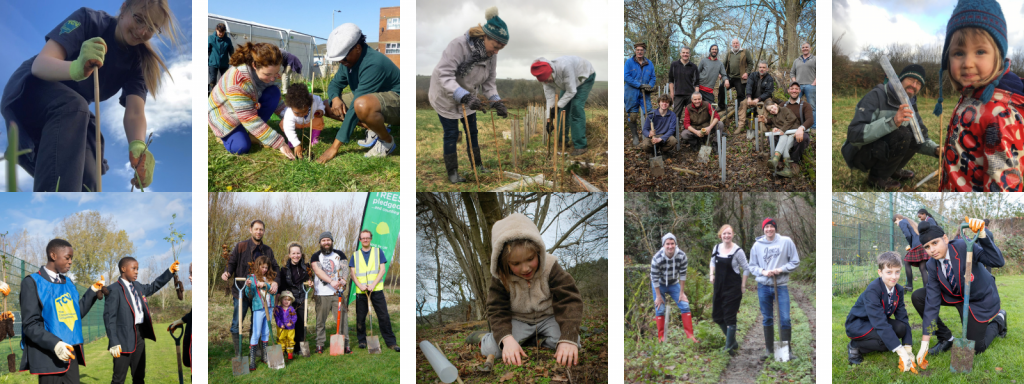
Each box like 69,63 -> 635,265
0,250 -> 107,373
831,193 -> 958,296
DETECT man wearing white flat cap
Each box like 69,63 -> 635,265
318,23 -> 401,163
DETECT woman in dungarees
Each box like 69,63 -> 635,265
709,224 -> 749,355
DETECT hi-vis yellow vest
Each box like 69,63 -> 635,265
355,247 -> 384,293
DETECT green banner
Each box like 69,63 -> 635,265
349,192 -> 400,302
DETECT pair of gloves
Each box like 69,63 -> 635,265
895,342 -> 933,373
69,37 -> 156,188
460,94 -> 509,118
639,84 -> 655,93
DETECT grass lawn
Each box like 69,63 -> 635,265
207,98 -> 400,191
832,275 -> 1024,382
207,286 -> 401,383
2,323 -> 191,383
416,298 -> 608,383
832,94 -> 955,191
415,108 -> 608,192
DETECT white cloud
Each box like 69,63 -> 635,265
100,58 -> 193,146
834,0 -> 942,57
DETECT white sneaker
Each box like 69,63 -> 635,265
364,138 -> 397,158
357,130 -> 379,148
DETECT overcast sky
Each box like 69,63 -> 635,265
417,0 -> 609,80
833,0 -> 1024,59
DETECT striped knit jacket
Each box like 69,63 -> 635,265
650,247 -> 688,286
208,65 -> 287,149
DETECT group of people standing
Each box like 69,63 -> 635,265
625,39 -> 815,177
427,7 -> 599,184
649,218 -> 801,360
220,220 -> 399,372
208,22 -> 401,163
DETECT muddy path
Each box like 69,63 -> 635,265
790,284 -> 816,377
718,313 -> 766,384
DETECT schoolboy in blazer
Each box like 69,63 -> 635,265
103,257 -> 178,384
846,252 -> 914,369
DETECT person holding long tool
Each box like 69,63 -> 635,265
1,1 -> 179,191
747,218 -> 800,361
18,239 -> 105,384
844,252 -> 916,371
277,242 -> 313,356
911,219 -> 1007,365
640,94 -> 678,156
678,92 -> 723,153
168,263 -> 192,371
350,230 -> 399,352
531,55 -> 597,156
244,256 -> 276,371
840,64 -> 940,191
220,220 -> 280,361
310,232 -> 349,354
318,23 -> 401,162
103,256 -> 177,383
428,6 -> 508,183
625,42 -> 656,146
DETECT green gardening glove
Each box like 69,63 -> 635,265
69,37 -> 107,81
129,140 -> 155,188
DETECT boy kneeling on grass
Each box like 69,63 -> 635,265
104,257 -> 178,384
281,83 -> 326,159
845,252 -> 917,372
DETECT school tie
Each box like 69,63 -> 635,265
887,291 -> 894,308
129,283 -> 142,314
945,260 -> 957,293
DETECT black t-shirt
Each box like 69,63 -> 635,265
668,60 -> 699,97
46,7 -> 148,107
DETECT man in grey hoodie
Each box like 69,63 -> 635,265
747,217 -> 800,361
650,233 -> 700,344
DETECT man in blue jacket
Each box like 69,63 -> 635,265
625,42 -> 656,146
911,218 -> 1007,367
845,252 -> 916,371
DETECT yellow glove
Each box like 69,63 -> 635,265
897,345 -> 918,373
168,319 -> 184,331
1,312 -> 13,320
129,140 -> 155,189
91,276 -> 104,292
905,245 -> 911,251
967,217 -> 985,234
0,281 -> 9,296
916,340 -> 929,369
69,37 -> 106,81
170,260 -> 180,274
55,342 -> 75,361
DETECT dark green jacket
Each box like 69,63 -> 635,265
208,34 -> 234,69
327,43 -> 401,143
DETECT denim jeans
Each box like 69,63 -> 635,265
652,282 -> 691,316
799,84 -> 816,130
758,283 -> 791,329
438,113 -> 479,156
250,308 -> 270,345
230,292 -> 252,335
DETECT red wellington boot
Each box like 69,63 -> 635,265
681,313 -> 700,343
655,315 -> 666,342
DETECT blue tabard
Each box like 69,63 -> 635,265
28,273 -> 84,346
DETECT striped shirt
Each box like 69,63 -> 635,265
650,248 -> 688,286
208,65 -> 286,149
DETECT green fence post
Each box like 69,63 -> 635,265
857,222 -> 861,261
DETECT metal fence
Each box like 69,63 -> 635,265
831,193 -> 957,296
0,250 -> 107,372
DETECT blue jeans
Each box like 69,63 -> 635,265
438,113 -> 478,156
250,309 -> 270,345
223,85 -> 281,154
799,84 -> 816,130
230,292 -> 253,335
652,282 -> 691,316
758,283 -> 791,329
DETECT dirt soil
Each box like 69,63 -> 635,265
623,113 -> 816,192
718,311 -> 767,384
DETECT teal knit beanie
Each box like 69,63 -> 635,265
483,6 -> 509,45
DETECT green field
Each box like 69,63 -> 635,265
832,275 -> 1024,382
832,94 -> 955,191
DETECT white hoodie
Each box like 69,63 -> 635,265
534,56 -> 596,118
747,234 -> 800,286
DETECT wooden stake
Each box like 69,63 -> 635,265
461,106 -> 480,189
93,70 -> 102,192
489,111 -> 503,175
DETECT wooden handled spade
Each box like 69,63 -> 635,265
231,278 -> 249,376
366,291 -> 382,354
299,265 -> 313,357
950,218 -> 984,373
774,276 -> 790,362
252,277 -> 285,369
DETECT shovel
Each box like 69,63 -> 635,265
698,128 -> 713,164
299,284 -> 311,357
649,141 -> 665,177
330,271 -> 346,356
231,279 -> 249,376
366,292 -> 382,354
951,219 -> 983,373
170,323 -> 185,384
773,276 -> 791,362
253,277 -> 285,369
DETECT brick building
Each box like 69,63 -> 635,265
378,6 -> 400,68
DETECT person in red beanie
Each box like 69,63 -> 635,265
531,56 -> 597,156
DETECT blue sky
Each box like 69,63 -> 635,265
209,0 -> 399,43
0,0 -> 192,192
0,193 -> 192,288
833,0 -> 1024,58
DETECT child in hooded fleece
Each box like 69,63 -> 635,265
479,213 -> 584,368
747,217 -> 800,361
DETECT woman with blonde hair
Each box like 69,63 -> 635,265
209,42 -> 296,160
1,0 -> 182,191
709,224 -> 749,355
428,6 -> 509,183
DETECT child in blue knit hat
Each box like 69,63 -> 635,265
935,0 -> 1024,192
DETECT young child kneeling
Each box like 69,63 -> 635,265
844,252 -> 917,373
479,213 -> 584,367
275,291 -> 298,359
281,83 -> 327,158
